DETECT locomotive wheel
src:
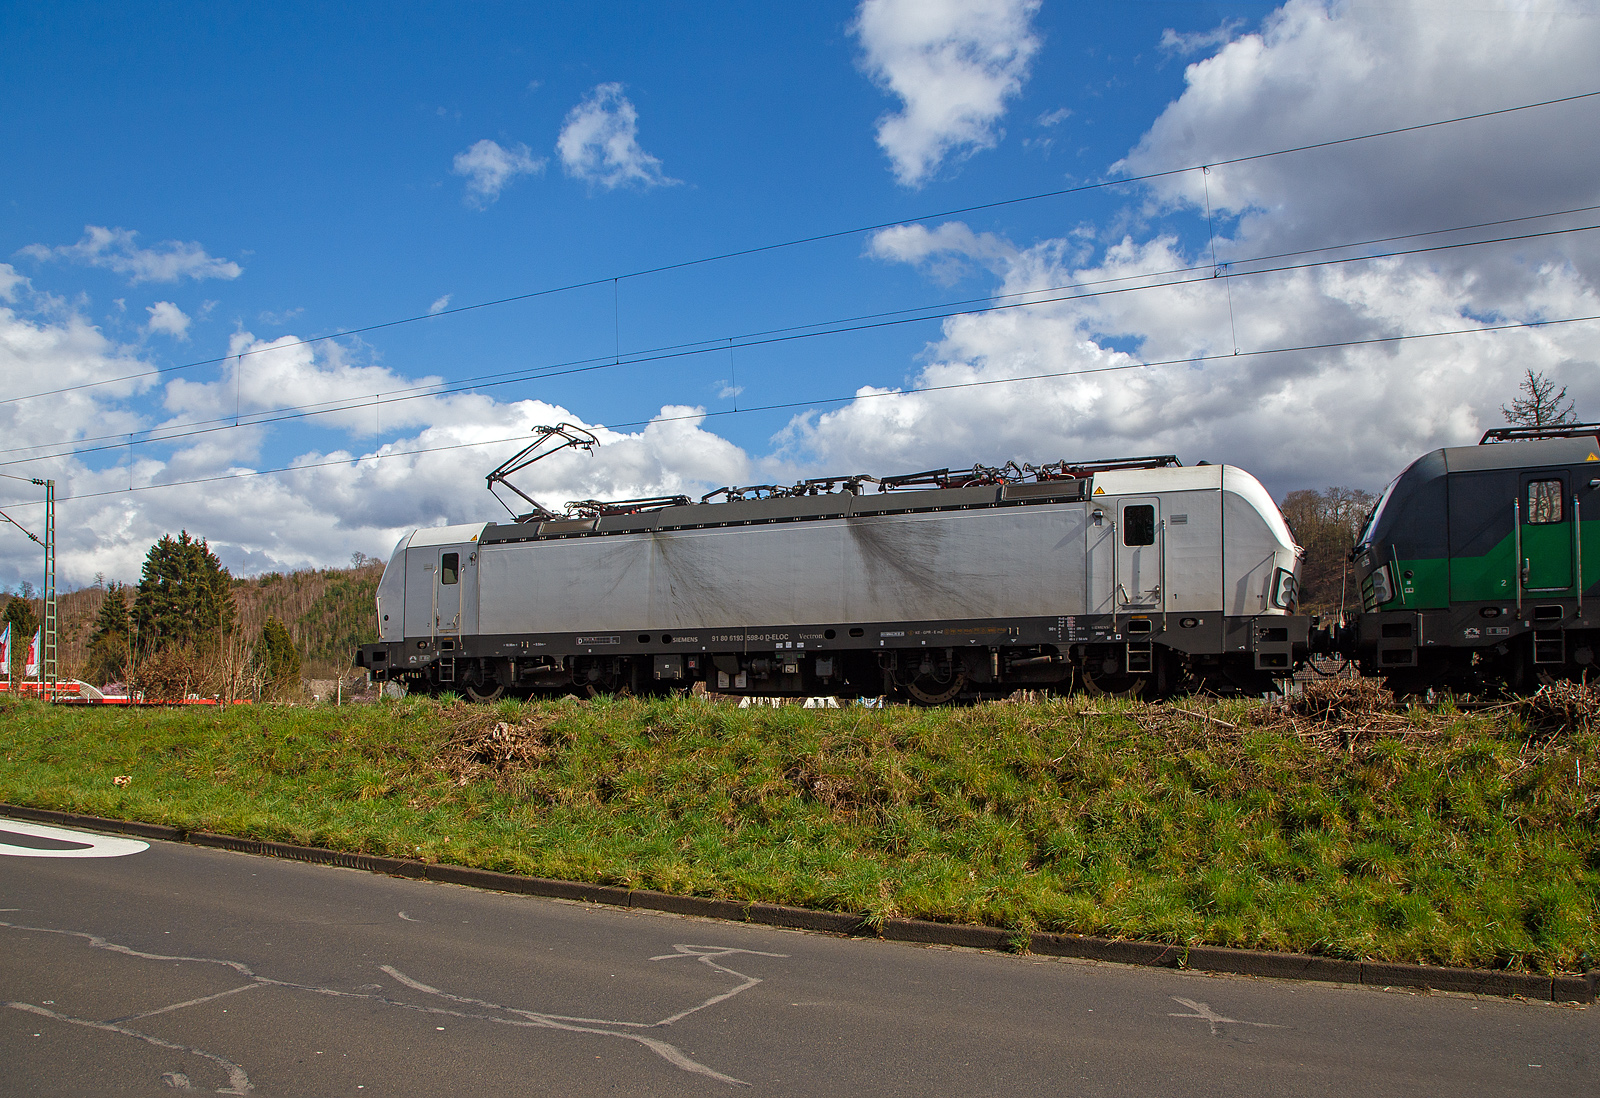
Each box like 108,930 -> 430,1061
465,681 -> 505,703
901,665 -> 967,705
1081,667 -> 1146,699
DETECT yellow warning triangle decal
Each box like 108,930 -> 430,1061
1586,453 -> 1598,462
1093,486 -> 1105,494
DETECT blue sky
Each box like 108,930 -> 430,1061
3,1 -> 1599,586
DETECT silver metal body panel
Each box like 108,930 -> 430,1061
376,532 -> 411,642
477,505 -> 1091,634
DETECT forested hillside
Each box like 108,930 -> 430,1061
22,560 -> 382,683
232,561 -> 385,678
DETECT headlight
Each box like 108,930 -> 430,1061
1270,568 -> 1299,610
1369,563 -> 1394,605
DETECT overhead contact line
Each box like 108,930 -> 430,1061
2,212 -> 1598,472
3,309 -> 1597,512
2,87 -> 1596,410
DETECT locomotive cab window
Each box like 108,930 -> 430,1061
1123,504 -> 1156,546
440,552 -> 460,585
1526,480 -> 1564,524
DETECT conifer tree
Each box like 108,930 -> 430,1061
132,532 -> 237,653
255,617 -> 301,697
3,593 -> 39,678
85,583 -> 133,685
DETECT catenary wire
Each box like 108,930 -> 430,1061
2,310 -> 1596,512
3,206 -> 1598,461
2,87 -> 1597,411
2,215 -> 1597,472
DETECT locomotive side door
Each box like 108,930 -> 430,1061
1085,497 -> 1117,615
435,550 -> 464,633
1115,497 -> 1162,609
1519,473 -> 1574,594
403,550 -> 436,639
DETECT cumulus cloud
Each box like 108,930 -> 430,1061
1158,22 -> 1242,56
1121,0 -> 1600,260
0,264 -> 27,301
144,301 -> 190,340
776,0 -> 1600,496
869,221 -> 1019,283
852,0 -> 1042,186
0,294 -> 750,586
556,83 -> 679,190
451,139 -> 546,207
9,0 -> 1599,590
17,226 -> 242,283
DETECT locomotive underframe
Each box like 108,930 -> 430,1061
357,610 -> 1305,700
1352,599 -> 1600,692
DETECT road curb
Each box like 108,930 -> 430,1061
4,802 -> 1593,1004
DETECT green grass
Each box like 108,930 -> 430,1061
2,693 -> 1596,974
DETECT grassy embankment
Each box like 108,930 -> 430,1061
2,686 -> 1595,974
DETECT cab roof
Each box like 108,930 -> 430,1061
1441,436 -> 1600,473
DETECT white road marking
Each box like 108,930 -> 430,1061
8,1001 -> 251,1094
3,919 -> 781,1088
1168,996 -> 1286,1037
0,819 -> 148,859
650,945 -> 788,1027
397,911 -> 418,922
382,959 -> 760,1086
108,981 -> 260,1024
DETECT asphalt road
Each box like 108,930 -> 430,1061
1,816 -> 1593,1097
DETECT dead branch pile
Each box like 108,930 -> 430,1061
1517,679 -> 1600,737
435,707 -> 557,787
1241,678 -> 1434,751
1284,677 -> 1398,722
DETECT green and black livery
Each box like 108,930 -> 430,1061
1346,424 -> 1600,690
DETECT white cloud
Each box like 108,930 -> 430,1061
775,1 -> 1600,496
10,0 -> 1600,591
1158,22 -> 1242,56
257,306 -> 303,326
0,302 -> 750,587
556,83 -> 679,190
852,0 -> 1042,187
0,264 -> 27,302
451,139 -> 546,208
429,294 -> 452,314
868,221 -> 1019,283
18,226 -> 242,283
144,301 -> 190,340
1121,0 -> 1600,261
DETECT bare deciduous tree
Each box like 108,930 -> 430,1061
1280,486 -> 1377,619
1502,369 -> 1576,428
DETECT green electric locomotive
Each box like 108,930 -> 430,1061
1346,423 -> 1600,691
